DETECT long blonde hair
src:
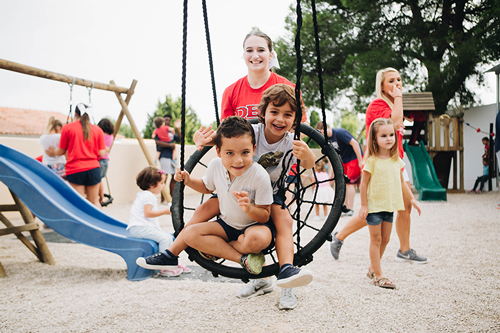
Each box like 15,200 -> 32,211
375,67 -> 400,110
366,118 -> 399,160
45,116 -> 63,134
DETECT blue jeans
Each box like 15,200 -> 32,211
472,175 -> 488,191
128,226 -> 174,252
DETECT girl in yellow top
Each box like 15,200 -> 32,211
359,118 -> 421,289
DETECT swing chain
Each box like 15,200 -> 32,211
87,81 -> 94,108
68,76 -> 76,106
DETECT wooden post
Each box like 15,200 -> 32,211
11,191 -> 55,265
110,80 -> 137,151
0,261 -> 6,278
434,116 -> 441,149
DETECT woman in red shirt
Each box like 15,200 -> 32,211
330,68 -> 427,265
56,104 -> 106,208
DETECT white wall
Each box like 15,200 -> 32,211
463,104 -> 499,191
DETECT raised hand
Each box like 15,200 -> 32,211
194,126 -> 214,151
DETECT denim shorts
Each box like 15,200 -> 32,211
99,159 -> 109,178
65,167 -> 101,186
366,211 -> 394,226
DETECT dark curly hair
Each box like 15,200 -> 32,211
213,116 -> 255,149
257,84 -> 301,129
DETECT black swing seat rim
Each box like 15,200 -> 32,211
171,122 -> 345,280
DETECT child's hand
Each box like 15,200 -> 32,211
194,126 -> 214,151
233,190 -> 251,212
292,140 -> 310,160
358,205 -> 368,219
174,119 -> 181,129
174,167 -> 190,184
411,199 -> 421,216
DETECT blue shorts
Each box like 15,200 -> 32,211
366,211 -> 394,226
285,175 -> 297,184
99,159 -> 109,178
65,167 -> 101,186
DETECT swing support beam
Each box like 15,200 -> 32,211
0,58 -> 162,201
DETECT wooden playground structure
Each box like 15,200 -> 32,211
403,92 -> 465,193
0,58 -> 163,277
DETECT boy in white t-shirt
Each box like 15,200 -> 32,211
137,116 -> 274,275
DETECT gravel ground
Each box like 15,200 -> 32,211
1,191 -> 499,332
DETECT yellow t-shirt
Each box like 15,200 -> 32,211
363,156 -> 405,213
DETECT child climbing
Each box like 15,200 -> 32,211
97,118 -> 114,206
311,159 -> 334,221
359,118 -> 421,289
128,166 -> 190,277
38,116 -> 66,177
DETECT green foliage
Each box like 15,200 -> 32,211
143,95 -> 202,145
117,123 -> 135,139
276,0 -> 500,114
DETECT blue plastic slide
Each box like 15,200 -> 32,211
403,141 -> 447,201
0,143 -> 158,281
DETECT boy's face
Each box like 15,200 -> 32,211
263,101 -> 295,143
482,139 -> 488,145
216,134 -> 256,180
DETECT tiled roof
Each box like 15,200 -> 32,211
0,107 -> 68,137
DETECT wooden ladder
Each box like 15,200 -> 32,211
0,190 -> 55,278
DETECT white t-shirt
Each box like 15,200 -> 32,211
127,191 -> 161,230
38,133 -> 66,165
252,123 -> 297,194
202,158 -> 273,230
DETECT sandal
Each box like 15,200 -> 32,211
199,251 -> 220,261
367,268 -> 375,280
239,253 -> 265,275
496,202 -> 500,210
374,277 -> 396,289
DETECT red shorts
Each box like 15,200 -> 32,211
343,159 -> 361,184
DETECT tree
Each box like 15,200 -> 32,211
117,123 -> 135,139
143,95 -> 202,145
276,0 -> 500,114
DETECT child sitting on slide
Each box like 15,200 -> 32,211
128,166 -> 190,277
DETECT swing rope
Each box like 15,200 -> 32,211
202,0 -> 220,127
179,0 -> 188,230
311,0 -> 329,145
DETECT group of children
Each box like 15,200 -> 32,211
132,83 -> 421,297
38,115 -> 115,206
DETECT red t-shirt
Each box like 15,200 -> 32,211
365,98 -> 404,159
153,126 -> 173,142
221,72 -> 307,122
59,121 -> 105,175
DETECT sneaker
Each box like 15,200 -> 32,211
279,288 -> 297,310
136,252 -> 178,270
313,215 -> 322,221
395,248 -> 428,264
329,231 -> 343,260
160,268 -> 183,277
344,209 -> 354,216
178,264 -> 192,274
236,278 -> 275,298
476,190 -> 483,194
240,252 -> 265,275
276,265 -> 313,288
468,190 -> 476,193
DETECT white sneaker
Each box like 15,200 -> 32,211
279,288 -> 297,310
237,278 -> 274,298
313,216 -> 322,221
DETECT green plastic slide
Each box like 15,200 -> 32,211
403,141 -> 447,201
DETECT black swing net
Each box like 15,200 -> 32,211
171,0 -> 346,282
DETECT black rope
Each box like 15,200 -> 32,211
179,0 -> 188,226
201,0 -> 220,127
294,0 -> 303,252
311,0 -> 328,144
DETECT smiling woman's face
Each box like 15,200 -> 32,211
243,35 -> 272,73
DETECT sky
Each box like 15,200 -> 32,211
1,1 -> 498,133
